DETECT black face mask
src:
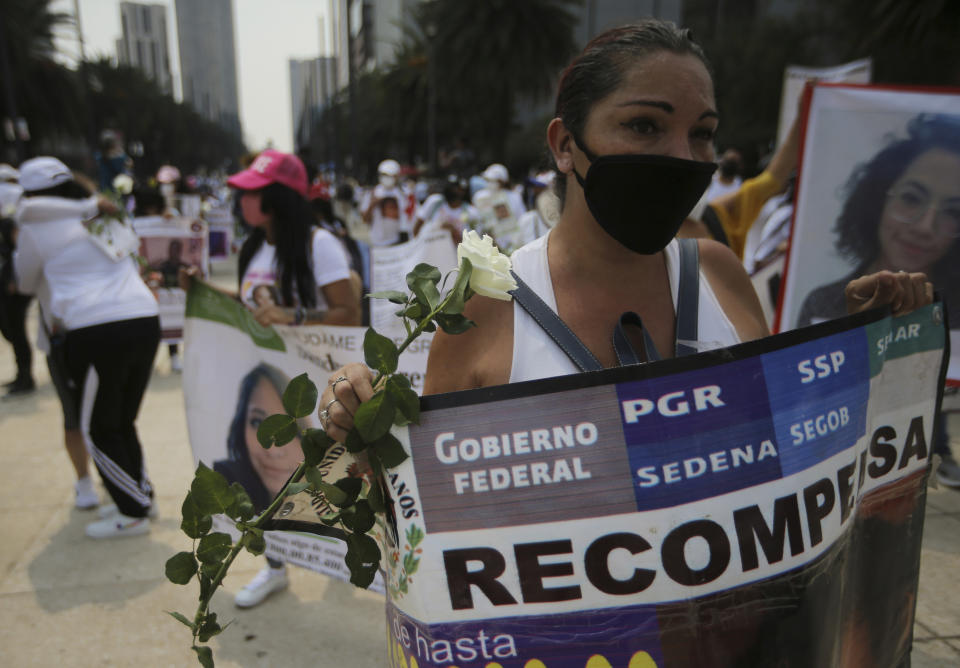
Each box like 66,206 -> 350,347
572,138 -> 717,254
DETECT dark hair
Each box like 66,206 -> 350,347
237,182 -> 318,307
225,363 -> 290,468
552,19 -> 712,206
24,180 -> 93,200
835,114 -> 960,309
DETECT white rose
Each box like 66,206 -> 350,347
112,173 -> 134,195
456,230 -> 517,301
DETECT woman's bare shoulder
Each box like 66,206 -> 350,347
423,293 -> 514,394
697,238 -> 771,341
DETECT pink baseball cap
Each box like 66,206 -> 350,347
227,149 -> 308,197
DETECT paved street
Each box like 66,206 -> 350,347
0,268 -> 958,666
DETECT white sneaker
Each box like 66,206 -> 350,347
234,565 -> 288,608
85,513 -> 150,539
74,477 -> 99,510
170,353 -> 183,373
97,503 -> 158,519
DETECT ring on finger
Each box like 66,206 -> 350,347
324,397 -> 340,415
330,375 -> 349,392
319,409 -> 331,427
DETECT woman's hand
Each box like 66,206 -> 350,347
845,270 -> 934,317
251,304 -> 294,326
96,195 -> 123,218
318,363 -> 375,443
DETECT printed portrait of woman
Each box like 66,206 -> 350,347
213,363 -> 305,512
797,114 -> 960,327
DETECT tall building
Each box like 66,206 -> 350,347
174,0 -> 242,137
116,2 -> 173,95
289,56 -> 338,151
329,0 -> 424,86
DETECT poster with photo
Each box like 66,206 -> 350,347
776,84 -> 960,384
775,58 -> 872,147
134,216 -> 208,341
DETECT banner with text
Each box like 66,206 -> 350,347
367,304 -> 944,668
181,282 -> 432,591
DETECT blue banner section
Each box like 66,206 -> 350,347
388,603 -> 665,668
618,358 -> 782,511
760,328 -> 869,478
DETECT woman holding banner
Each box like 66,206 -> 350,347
320,20 -> 934,665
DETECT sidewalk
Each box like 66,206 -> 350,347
1,285 -> 958,665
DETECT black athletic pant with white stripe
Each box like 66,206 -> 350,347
66,316 -> 160,518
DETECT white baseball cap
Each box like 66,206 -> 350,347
0,164 -> 18,182
482,163 -> 509,183
19,156 -> 73,192
378,159 -> 401,176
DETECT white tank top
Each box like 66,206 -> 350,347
509,233 -> 741,383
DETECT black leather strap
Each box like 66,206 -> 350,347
613,311 -> 660,364
510,272 -> 603,373
675,237 -> 700,357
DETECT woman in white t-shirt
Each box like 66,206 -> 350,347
184,150 -> 360,608
226,149 -> 360,328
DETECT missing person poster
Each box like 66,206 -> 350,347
134,215 -> 208,342
776,83 -> 960,384
261,301 -> 945,667
775,59 -> 872,147
181,282 -> 432,592
369,227 -> 458,340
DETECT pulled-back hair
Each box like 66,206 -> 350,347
552,19 -> 712,205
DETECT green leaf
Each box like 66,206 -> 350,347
301,428 -> 334,466
181,490 -> 213,539
242,531 -> 266,556
226,483 -> 254,522
386,376 -> 420,425
314,480 -> 348,506
443,257 -> 473,314
192,645 -> 214,668
319,513 -> 341,526
423,320 -> 437,333
335,477 -> 364,506
349,563 -> 379,589
353,390 -> 396,442
191,463 -> 235,516
406,263 -> 442,288
434,313 -> 476,335
197,613 -> 224,643
304,466 -> 327,490
348,531 -> 381,563
398,303 -> 423,319
165,551 -> 198,585
363,328 -> 399,376
281,373 -> 318,418
344,428 -> 366,453
367,479 -> 386,513
166,610 -> 196,631
284,481 -> 310,495
196,532 -> 233,565
368,290 -> 408,304
349,499 -> 376,534
372,432 -> 409,468
256,414 -> 298,448
406,263 -> 443,310
200,560 -> 221,581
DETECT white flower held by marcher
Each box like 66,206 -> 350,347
457,230 -> 518,301
112,173 -> 134,195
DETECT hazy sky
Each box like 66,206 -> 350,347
52,0 -> 333,153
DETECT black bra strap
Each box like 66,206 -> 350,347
510,272 -> 603,373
